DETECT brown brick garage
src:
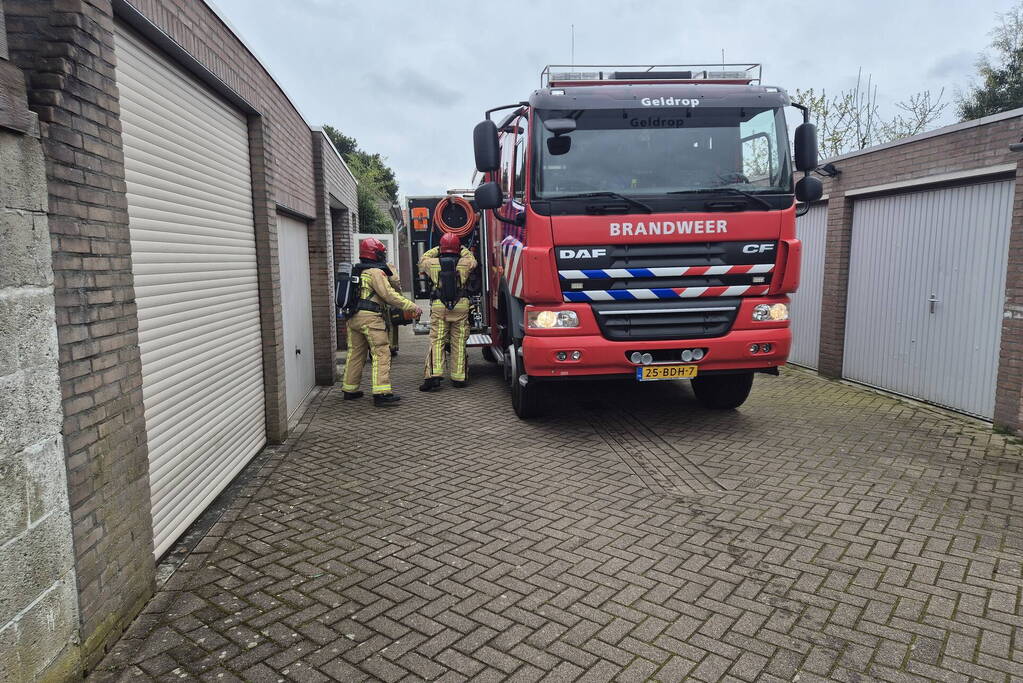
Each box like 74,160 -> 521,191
797,109 -> 1023,429
1,0 -> 357,674
312,127 -> 359,356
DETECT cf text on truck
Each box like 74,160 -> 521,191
470,64 -> 822,417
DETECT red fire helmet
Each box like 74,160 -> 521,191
359,237 -> 387,261
439,232 -> 461,255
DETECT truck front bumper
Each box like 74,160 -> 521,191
521,327 -> 791,378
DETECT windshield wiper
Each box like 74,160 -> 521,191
554,192 -> 653,214
667,187 -> 774,210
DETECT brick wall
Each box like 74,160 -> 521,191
816,196 -> 853,378
809,111 -> 1023,432
995,166 -> 1023,432
310,132 -> 337,385
4,0 -> 156,670
4,0 -> 352,669
122,0 -> 316,218
248,115 -> 288,443
114,0 -> 347,438
319,130 -> 358,212
0,41 -> 80,680
313,129 -> 359,358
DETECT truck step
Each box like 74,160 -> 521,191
467,334 -> 492,347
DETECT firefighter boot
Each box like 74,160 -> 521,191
419,377 -> 442,392
451,380 -> 467,388
373,393 -> 401,406
343,391 -> 364,400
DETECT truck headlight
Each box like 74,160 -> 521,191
752,303 -> 788,322
528,310 -> 580,328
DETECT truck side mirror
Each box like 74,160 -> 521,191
795,175 -> 823,203
473,120 -> 500,172
474,181 -> 503,210
793,122 -> 818,172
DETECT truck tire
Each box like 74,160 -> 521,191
502,344 -> 513,384
508,343 -> 544,419
481,346 -> 498,363
690,373 -> 754,410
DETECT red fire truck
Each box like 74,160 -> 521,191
470,64 -> 822,417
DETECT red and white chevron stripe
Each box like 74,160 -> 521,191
675,264 -> 774,277
562,284 -> 771,302
558,263 -> 775,280
502,237 -> 524,298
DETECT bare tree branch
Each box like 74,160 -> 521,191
795,70 -> 946,158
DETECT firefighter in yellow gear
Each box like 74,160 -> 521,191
419,232 -> 477,391
383,262 -> 402,357
342,238 -> 421,405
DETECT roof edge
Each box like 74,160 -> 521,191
200,0 -> 315,127
824,106 -> 1023,164
311,127 -> 359,187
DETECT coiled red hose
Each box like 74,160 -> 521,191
433,195 -> 477,237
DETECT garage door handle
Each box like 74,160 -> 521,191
928,294 -> 940,314
295,347 -> 302,355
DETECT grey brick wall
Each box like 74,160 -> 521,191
0,46 -> 80,681
4,0 -> 156,671
809,111 -> 1023,433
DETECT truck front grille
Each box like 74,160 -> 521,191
557,240 -> 778,302
591,298 -> 740,341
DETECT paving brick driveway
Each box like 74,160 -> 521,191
93,328 -> 1023,682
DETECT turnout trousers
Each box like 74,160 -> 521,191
341,310 -> 393,394
423,298 -> 470,382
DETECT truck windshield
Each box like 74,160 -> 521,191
534,107 -> 792,199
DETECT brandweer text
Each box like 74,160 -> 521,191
609,220 -> 728,236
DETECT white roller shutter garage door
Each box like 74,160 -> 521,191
115,25 -> 267,557
277,214 -> 316,418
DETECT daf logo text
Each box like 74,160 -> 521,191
742,243 -> 775,254
559,248 -> 607,259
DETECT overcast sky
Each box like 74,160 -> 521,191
210,0 -> 1015,199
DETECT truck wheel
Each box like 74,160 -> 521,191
481,346 -> 498,363
502,344 -> 513,384
509,343 -> 544,419
690,373 -> 754,410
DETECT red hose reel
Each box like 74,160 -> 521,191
432,195 -> 478,238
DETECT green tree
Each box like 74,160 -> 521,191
957,3 -> 1023,120
322,124 -> 399,234
356,185 -> 393,234
324,126 -> 359,159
